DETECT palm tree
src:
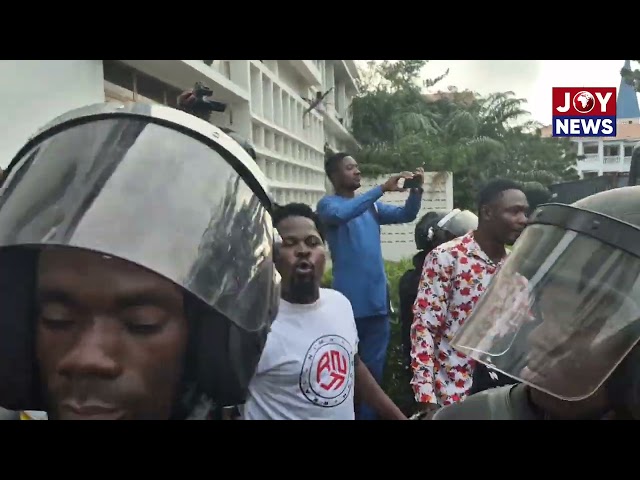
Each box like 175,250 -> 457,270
349,61 -> 578,208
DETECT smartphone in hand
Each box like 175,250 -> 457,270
401,176 -> 422,189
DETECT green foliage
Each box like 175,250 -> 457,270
320,268 -> 333,289
350,61 -> 579,210
322,258 -> 417,413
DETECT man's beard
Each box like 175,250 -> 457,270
288,276 -> 318,303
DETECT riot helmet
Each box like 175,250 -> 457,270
451,186 -> 640,411
219,127 -> 257,161
0,102 -> 280,417
415,209 -> 478,251
414,212 -> 446,251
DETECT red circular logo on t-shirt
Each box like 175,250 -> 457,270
299,335 -> 355,408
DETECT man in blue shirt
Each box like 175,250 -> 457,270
317,152 -> 423,420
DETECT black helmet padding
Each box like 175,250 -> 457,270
0,248 -> 40,410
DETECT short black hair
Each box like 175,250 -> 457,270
477,178 -> 524,214
324,152 -> 350,181
272,202 -> 325,241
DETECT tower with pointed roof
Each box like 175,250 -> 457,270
617,60 -> 640,123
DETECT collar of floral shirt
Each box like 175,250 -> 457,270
461,231 -> 509,268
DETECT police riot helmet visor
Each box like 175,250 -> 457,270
438,209 -> 478,238
0,112 -> 278,335
451,203 -> 640,401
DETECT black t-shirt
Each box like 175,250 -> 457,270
398,256 -> 425,367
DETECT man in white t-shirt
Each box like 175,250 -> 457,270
241,203 -> 407,420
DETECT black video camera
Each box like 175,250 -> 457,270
192,82 -> 227,116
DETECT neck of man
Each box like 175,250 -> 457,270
281,285 -> 320,305
333,183 -> 355,198
473,224 -> 506,264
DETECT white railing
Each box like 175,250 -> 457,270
577,155 -> 634,174
579,154 -> 600,163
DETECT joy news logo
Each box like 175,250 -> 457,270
552,87 -> 617,137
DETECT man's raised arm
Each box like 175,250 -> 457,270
316,173 -> 411,226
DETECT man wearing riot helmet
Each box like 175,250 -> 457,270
0,102 -> 279,420
434,186 -> 640,420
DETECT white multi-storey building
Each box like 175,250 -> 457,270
541,60 -> 640,179
0,60 -> 360,205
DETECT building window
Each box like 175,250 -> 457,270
103,60 -> 182,107
103,60 -> 134,91
604,145 -> 619,156
583,144 -> 598,155
583,172 -> 598,178
625,146 -> 634,157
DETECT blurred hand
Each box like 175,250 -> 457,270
381,171 -> 414,193
177,89 -> 196,110
413,167 -> 425,187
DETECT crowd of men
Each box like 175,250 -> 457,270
1,90 -> 640,420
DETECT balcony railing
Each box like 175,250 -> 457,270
579,154 -> 633,162
578,154 -> 600,163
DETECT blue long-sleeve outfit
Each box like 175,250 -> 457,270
317,185 -> 422,319
317,185 -> 422,419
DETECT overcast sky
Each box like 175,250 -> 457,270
358,60 -> 638,126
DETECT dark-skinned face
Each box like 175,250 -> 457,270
480,189 -> 529,246
35,248 -> 189,420
275,216 -> 326,303
331,156 -> 361,192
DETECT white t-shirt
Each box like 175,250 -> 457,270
242,288 -> 359,420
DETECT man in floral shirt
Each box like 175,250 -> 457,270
410,179 -> 528,418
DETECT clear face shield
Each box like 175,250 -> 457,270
440,209 -> 478,237
431,209 -> 478,244
451,203 -> 640,401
